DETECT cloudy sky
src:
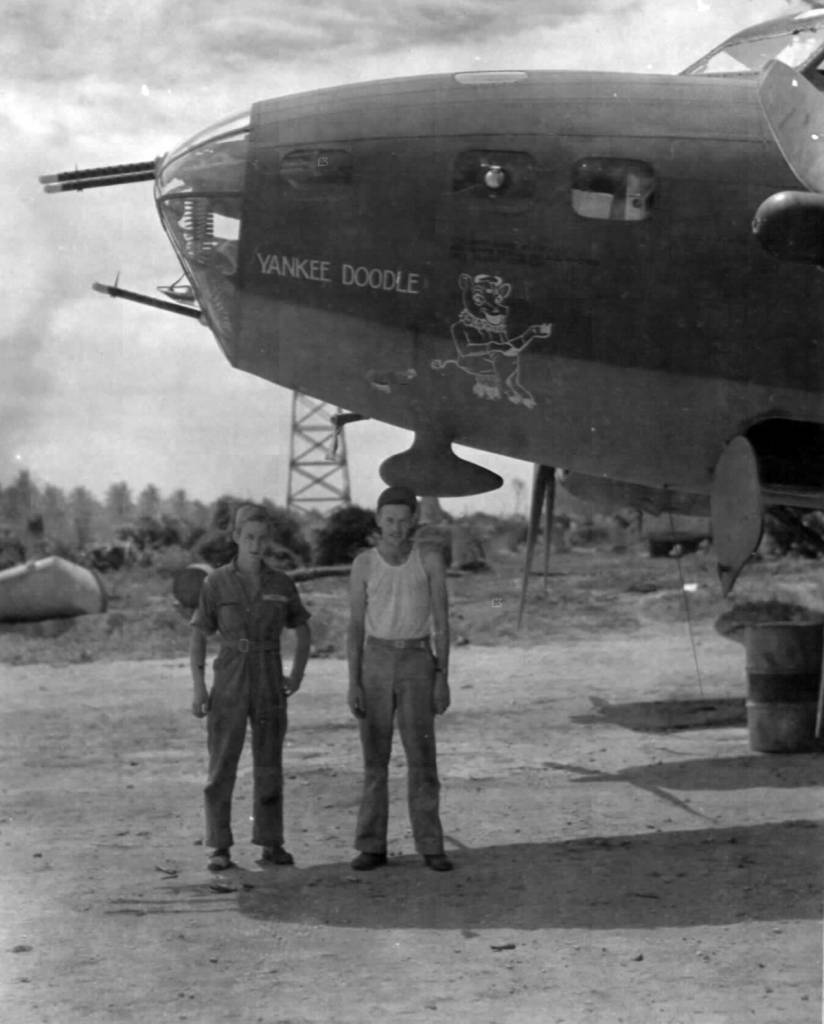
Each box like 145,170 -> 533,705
2,0 -> 794,513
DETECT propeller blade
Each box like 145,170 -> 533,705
517,464 -> 554,630
759,58 -> 824,192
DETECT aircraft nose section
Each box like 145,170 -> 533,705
155,111 -> 250,358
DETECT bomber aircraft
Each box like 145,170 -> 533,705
41,8 -> 824,596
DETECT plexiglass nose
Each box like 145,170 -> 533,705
155,111 -> 250,358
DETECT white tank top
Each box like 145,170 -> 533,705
365,546 -> 431,640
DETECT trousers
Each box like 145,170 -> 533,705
355,642 -> 444,856
204,649 -> 286,850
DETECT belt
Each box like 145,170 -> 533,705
221,638 -> 279,653
366,635 -> 430,650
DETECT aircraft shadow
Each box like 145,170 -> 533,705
572,697 -> 746,733
232,819 -> 821,931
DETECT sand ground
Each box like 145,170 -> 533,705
1,549 -> 822,1023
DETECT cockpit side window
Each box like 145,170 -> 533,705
682,13 -> 824,77
571,158 -> 655,222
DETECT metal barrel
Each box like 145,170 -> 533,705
744,620 -> 824,753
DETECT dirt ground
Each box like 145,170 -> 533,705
1,544 -> 823,1023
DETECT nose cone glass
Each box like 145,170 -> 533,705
155,111 -> 250,357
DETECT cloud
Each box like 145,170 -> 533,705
6,1 -> 630,87
6,1 -> 796,87
199,0 -> 592,61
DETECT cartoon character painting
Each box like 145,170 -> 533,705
431,273 -> 552,408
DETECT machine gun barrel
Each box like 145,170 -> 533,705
92,282 -> 203,319
39,160 -> 157,192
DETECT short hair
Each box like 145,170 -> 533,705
233,503 -> 270,534
376,485 -> 418,514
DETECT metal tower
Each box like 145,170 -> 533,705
286,392 -> 352,515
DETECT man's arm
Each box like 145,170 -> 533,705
284,622 -> 311,696
423,547 -> 450,715
190,627 -> 210,718
346,554 -> 368,718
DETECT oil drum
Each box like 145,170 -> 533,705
744,621 -> 824,753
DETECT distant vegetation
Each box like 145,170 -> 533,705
0,470 -> 821,573
0,471 -> 319,571
313,506 -> 377,565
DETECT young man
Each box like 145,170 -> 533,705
347,484 -> 452,872
190,504 -> 311,872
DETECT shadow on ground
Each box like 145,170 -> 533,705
541,753 -> 824,792
573,697 -> 746,732
131,819 -> 822,932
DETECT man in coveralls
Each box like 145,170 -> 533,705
347,485 -> 453,872
190,504 -> 311,872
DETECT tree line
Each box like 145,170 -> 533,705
0,470 -> 378,567
0,471 -> 212,550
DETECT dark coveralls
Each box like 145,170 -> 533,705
191,561 -> 310,850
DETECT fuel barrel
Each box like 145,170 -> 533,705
744,621 -> 824,753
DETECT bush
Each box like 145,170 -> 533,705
314,506 -> 376,565
194,531 -> 237,568
262,502 -> 311,564
193,503 -> 310,569
151,544 -> 192,575
118,515 -> 187,551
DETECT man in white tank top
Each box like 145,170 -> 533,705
347,485 -> 452,872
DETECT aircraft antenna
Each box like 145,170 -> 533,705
286,393 -> 352,517
669,511 -> 706,697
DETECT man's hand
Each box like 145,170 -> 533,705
192,688 -> 210,718
433,674 -> 450,715
347,684 -> 366,719
284,675 -> 302,697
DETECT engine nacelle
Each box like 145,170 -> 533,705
752,190 -> 824,265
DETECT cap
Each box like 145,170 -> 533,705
376,485 -> 418,513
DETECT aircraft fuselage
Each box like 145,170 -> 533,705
154,67 -> 823,503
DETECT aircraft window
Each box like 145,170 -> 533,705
571,158 -> 655,222
453,150 -> 535,200
682,15 -> 824,75
280,149 -> 352,193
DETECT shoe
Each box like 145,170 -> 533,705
260,845 -> 295,866
208,849 -> 235,872
351,851 -> 387,871
424,854 -> 453,872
